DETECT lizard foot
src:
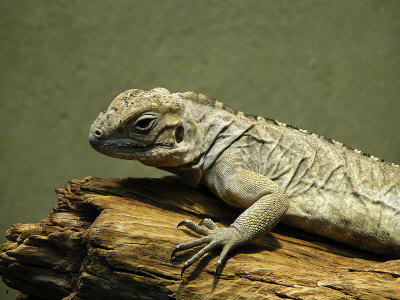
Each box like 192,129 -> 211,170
171,218 -> 243,277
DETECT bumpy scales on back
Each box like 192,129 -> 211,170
89,88 -> 400,275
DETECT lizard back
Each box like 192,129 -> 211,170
227,117 -> 400,256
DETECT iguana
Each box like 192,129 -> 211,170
89,87 -> 400,275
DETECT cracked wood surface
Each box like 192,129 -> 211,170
0,176 -> 399,299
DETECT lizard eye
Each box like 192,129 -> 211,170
131,114 -> 157,133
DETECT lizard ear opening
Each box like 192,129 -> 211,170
175,126 -> 184,143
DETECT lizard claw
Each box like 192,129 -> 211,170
172,218 -> 243,276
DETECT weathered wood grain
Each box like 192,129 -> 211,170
1,176 -> 399,299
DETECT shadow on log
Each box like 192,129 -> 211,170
1,176 -> 399,299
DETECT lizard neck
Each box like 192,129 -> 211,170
168,92 -> 255,184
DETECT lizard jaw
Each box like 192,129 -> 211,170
89,134 -> 187,164
90,138 -> 162,159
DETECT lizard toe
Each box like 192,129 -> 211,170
177,219 -> 211,235
199,218 -> 217,230
215,243 -> 236,275
171,236 -> 212,260
181,241 -> 219,277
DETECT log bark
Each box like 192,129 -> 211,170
1,176 -> 399,300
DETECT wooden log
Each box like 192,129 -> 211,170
1,176 -> 399,299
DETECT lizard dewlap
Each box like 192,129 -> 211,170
89,87 -> 400,275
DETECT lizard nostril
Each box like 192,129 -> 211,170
94,129 -> 103,138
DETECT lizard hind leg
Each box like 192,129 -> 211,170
171,218 -> 244,276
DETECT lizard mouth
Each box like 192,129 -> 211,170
89,137 -> 173,160
90,140 -> 153,150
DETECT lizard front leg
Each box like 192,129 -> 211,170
172,153 -> 289,276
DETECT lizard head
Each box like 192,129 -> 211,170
89,87 -> 202,167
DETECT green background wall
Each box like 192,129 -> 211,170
1,0 -> 399,298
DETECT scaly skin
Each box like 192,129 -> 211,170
89,88 -> 400,275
